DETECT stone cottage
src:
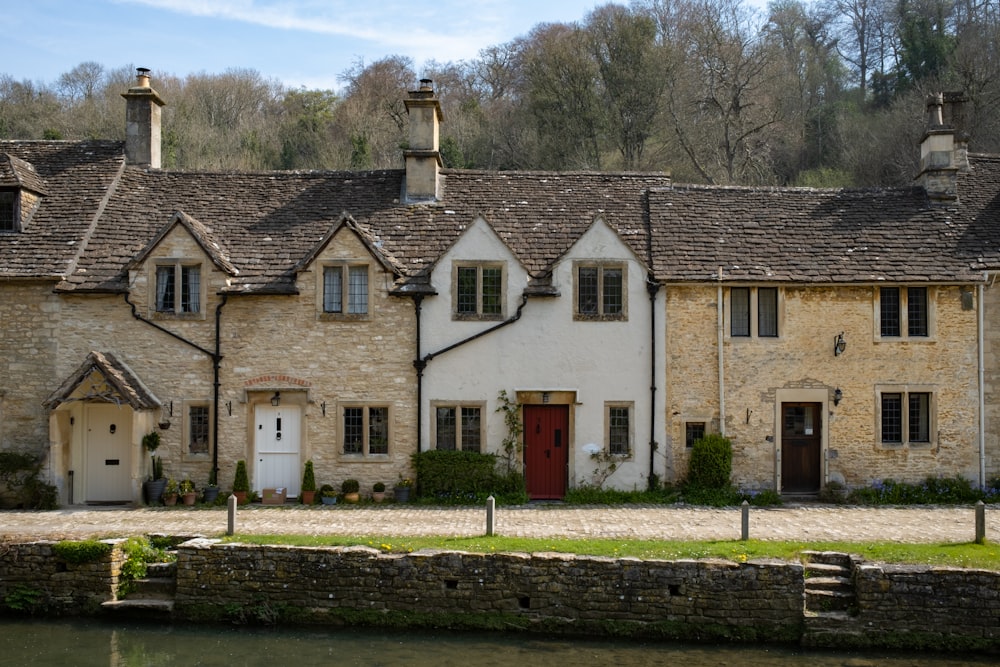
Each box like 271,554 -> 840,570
0,72 -> 997,504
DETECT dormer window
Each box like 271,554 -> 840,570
0,190 -> 17,232
155,262 -> 201,314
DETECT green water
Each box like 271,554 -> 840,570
0,618 -> 994,666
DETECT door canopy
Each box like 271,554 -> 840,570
43,351 -> 161,410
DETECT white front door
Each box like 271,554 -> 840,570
84,403 -> 132,502
254,405 -> 302,496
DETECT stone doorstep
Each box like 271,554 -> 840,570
803,562 -> 851,577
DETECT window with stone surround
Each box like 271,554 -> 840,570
321,263 -> 370,319
876,386 -> 935,447
685,421 -> 707,448
606,402 -> 632,456
877,286 -> 931,338
453,262 -> 504,320
341,404 -> 390,456
575,262 -> 627,321
186,403 -> 211,455
154,262 -> 202,316
432,402 -> 484,452
729,287 -> 779,338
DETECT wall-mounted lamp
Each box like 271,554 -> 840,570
834,388 -> 843,406
321,401 -> 327,417
270,391 -> 281,407
226,401 -> 232,416
834,332 -> 847,356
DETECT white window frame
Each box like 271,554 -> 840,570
875,286 -> 934,340
727,286 -> 781,339
319,262 -> 371,320
875,385 -> 936,448
431,401 -> 486,452
574,261 -> 628,321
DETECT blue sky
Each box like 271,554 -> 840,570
2,0 -> 626,91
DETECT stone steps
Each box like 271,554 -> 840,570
100,557 -> 177,620
801,551 -> 858,618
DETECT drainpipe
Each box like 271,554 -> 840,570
979,280 -> 986,487
212,295 -> 228,485
646,274 -> 661,489
413,294 -> 530,453
411,295 -> 426,453
123,293 -> 227,480
717,268 -> 726,436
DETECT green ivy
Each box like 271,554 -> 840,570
51,539 -> 112,565
3,585 -> 43,613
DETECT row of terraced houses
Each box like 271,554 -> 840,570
2,71 -> 999,504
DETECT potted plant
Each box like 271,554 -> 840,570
144,455 -> 167,505
141,432 -> 166,505
202,468 -> 220,504
232,460 -> 249,504
163,478 -> 179,506
179,479 -> 196,506
300,460 -> 317,505
372,482 -> 386,503
341,478 -> 360,503
319,484 -> 337,505
394,476 -> 413,503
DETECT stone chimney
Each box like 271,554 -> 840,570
916,93 -> 959,202
121,67 -> 165,168
403,79 -> 443,202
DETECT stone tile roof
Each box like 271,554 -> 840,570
0,141 -> 124,279
0,153 -> 48,194
1,139 -> 995,291
647,184 -> 980,283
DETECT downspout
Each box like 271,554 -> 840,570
123,293 -> 226,480
212,295 -> 229,485
423,294 -> 529,363
979,280 -> 986,487
412,293 -> 529,455
412,295 -> 426,453
646,275 -> 661,489
717,268 -> 726,436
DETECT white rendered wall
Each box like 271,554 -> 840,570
421,217 -> 666,491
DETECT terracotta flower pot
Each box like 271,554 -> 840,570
300,490 -> 316,505
163,493 -> 178,506
182,492 -> 197,506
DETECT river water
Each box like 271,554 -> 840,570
1,618 -> 995,667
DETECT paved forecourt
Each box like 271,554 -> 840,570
1,503 -> 997,544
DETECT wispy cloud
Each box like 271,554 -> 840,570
118,0 -> 513,63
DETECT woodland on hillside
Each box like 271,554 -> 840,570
2,0 -> 998,187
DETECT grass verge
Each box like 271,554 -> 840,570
225,534 -> 1000,570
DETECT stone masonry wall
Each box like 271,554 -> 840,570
174,541 -> 804,641
854,563 -> 1000,648
0,540 -> 123,614
3,539 -> 999,650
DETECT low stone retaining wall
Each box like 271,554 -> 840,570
173,541 -> 803,641
0,540 -> 123,614
853,563 -> 1000,649
2,539 -> 998,650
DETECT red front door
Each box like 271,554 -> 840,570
523,405 -> 569,499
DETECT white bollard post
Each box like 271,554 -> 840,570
227,493 -> 237,536
486,495 -> 495,537
741,500 -> 750,541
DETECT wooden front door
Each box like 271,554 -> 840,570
84,403 -> 132,503
254,405 -> 302,497
523,405 -> 569,499
781,402 -> 822,493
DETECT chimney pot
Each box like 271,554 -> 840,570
419,78 -> 433,91
136,67 -> 151,88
